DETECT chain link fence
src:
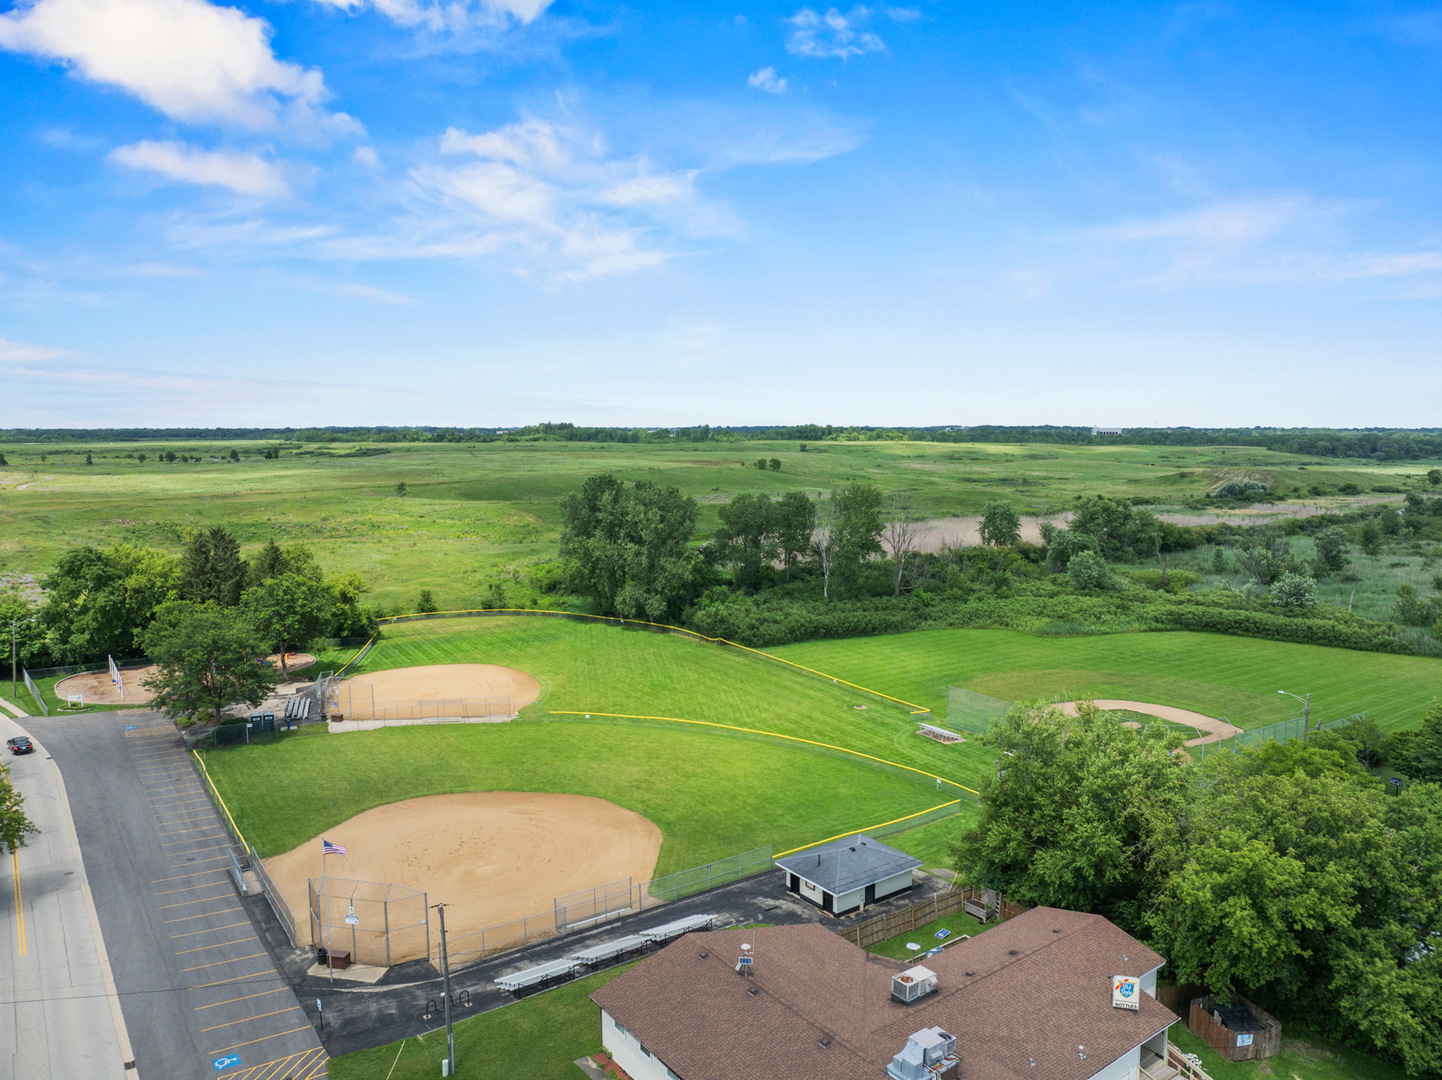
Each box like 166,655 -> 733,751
946,686 -> 1014,735
309,876 -> 430,967
21,668 -> 47,716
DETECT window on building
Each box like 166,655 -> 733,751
639,1043 -> 652,1058
613,1020 -> 627,1038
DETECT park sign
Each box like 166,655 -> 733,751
1111,975 -> 1141,1011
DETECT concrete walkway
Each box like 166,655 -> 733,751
1054,699 -> 1244,746
0,695 -> 29,718
1,713 -> 137,1079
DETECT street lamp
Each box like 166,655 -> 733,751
1278,690 -> 1312,741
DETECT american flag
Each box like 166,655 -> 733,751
322,839 -> 347,857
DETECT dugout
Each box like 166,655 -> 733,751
776,835 -> 921,915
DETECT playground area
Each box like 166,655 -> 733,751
263,791 -> 663,959
55,652 -> 315,705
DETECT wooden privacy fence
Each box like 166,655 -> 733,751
1157,982 -> 1207,1017
836,887 -> 1028,950
1188,995 -> 1281,1061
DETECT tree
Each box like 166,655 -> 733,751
84,452 -> 92,465
768,458 -> 781,472
1066,550 -> 1112,590
141,601 -> 278,724
240,573 -> 333,676
0,761 -> 39,854
950,702 -> 1189,929
773,491 -> 815,579
559,474 -> 699,620
181,527 -> 247,607
1392,584 -> 1433,627
416,589 -> 438,613
229,448 -> 240,462
0,452 -> 7,465
40,544 -> 182,662
830,482 -> 884,595
1388,700 -> 1442,784
1,592 -> 47,669
813,495 -> 837,599
979,500 -> 1021,549
715,493 -> 775,593
881,493 -> 922,596
1359,518 -> 1383,556
327,572 -> 376,639
1428,468 -> 1442,487
1271,571 -> 1318,609
1312,526 -> 1349,575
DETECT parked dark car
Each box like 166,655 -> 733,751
6,736 -> 35,755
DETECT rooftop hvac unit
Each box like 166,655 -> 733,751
891,965 -> 938,1004
886,1026 -> 959,1080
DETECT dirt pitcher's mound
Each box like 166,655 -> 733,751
334,664 -> 541,720
265,793 -> 662,958
56,652 -> 316,705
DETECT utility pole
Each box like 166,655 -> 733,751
11,621 -> 16,700
1278,690 -> 1312,740
434,902 -> 455,1076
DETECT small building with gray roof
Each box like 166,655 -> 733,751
775,834 -> 922,915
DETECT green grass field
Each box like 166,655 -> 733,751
3,436 -> 1428,611
772,628 -> 1442,731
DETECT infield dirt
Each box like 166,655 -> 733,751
333,663 -> 541,719
264,792 -> 663,952
55,652 -> 316,705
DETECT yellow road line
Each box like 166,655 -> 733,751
235,1048 -> 328,1080
208,1026 -> 314,1055
200,1005 -> 300,1032
178,937 -> 257,955
10,851 -> 25,957
165,906 -> 242,923
190,970 -> 274,990
172,920 -> 252,939
183,952 -> 269,972
194,987 -> 289,1010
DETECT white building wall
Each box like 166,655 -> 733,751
1141,968 -> 1159,997
799,878 -> 825,904
873,869 -> 913,900
1083,1043 -> 1140,1080
601,1010 -> 676,1080
834,887 -> 865,913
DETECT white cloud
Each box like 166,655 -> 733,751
0,337 -> 67,361
353,145 -> 382,168
310,0 -> 553,32
747,66 -> 788,94
0,0 -> 357,135
110,140 -> 292,197
786,6 -> 885,59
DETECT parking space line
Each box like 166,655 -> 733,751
172,920 -> 252,939
183,952 -> 268,972
177,936 -> 256,955
164,906 -> 242,923
147,791 -> 205,802
199,1005 -> 301,1033
208,1025 -> 314,1056
194,987 -> 289,1010
166,855 -> 231,868
155,880 -> 231,895
152,869 -> 227,884
156,826 -> 225,838
160,893 -> 234,910
191,970 -> 274,990
150,798 -> 211,809
161,840 -> 228,851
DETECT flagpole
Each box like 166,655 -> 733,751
324,852 -> 333,985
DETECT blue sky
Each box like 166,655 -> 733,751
2,0 -> 1440,428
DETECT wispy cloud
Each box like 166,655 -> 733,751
308,0 -> 553,33
110,140 -> 293,198
786,6 -> 886,59
0,0 -> 359,138
0,336 -> 67,361
748,66 -> 788,94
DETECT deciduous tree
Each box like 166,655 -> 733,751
0,761 -> 38,854
240,573 -> 333,675
979,499 -> 1021,549
140,601 -> 278,724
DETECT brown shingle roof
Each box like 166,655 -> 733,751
591,907 -> 1176,1080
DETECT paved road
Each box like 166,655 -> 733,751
22,709 -> 326,1080
1,711 -> 134,1079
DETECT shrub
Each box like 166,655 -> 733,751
1067,551 -> 1112,590
1270,572 -> 1317,609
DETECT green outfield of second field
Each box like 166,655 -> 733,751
771,627 -> 1442,732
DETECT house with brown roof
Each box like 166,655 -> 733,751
592,906 -> 1178,1080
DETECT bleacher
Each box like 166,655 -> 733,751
283,695 -> 312,721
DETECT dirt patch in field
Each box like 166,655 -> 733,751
1054,699 -> 1244,746
55,653 -> 315,705
264,792 -> 662,958
333,664 -> 541,720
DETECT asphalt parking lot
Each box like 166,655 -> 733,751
22,709 -> 327,1080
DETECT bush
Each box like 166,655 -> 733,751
1270,572 -> 1317,609
1067,551 -> 1113,590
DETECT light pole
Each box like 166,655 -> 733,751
1278,690 -> 1312,741
10,620 -> 17,700
434,902 -> 455,1076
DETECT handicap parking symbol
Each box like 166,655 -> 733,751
213,1054 -> 242,1071
124,725 -> 138,731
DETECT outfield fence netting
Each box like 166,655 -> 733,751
946,686 -> 1014,736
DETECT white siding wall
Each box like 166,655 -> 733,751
1141,968 -> 1159,997
873,870 -> 913,900
799,878 -> 825,904
1084,1044 -> 1140,1080
602,1010 -> 675,1080
834,887 -> 865,913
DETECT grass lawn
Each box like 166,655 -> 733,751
772,628 -> 1442,732
206,721 -> 949,871
865,908 -> 992,961
881,805 -> 976,871
329,962 -> 635,1080
1168,1026 -> 1410,1080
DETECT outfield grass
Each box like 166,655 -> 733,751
772,628 -> 1442,731
329,962 -> 635,1080
206,722 -> 949,872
